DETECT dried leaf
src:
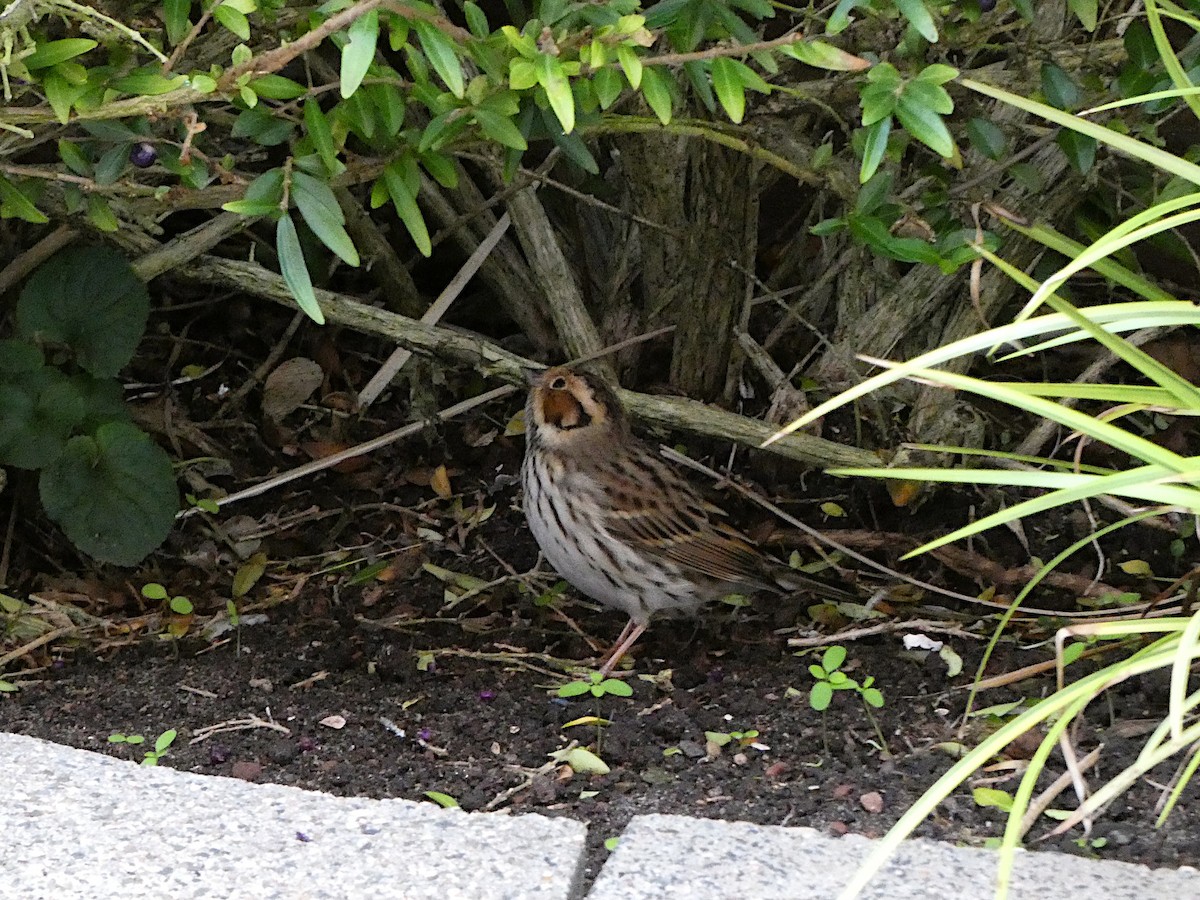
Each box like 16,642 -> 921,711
262,357 -> 324,422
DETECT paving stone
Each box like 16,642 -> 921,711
1,732 -> 586,900
587,813 -> 1200,900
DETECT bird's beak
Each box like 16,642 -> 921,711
521,366 -> 544,387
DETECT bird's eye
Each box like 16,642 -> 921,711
549,376 -> 567,390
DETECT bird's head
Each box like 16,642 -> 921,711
524,366 -> 625,450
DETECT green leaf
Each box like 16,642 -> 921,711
424,791 -> 460,808
109,72 -> 188,96
419,151 -> 459,189
783,40 -> 869,72
895,0 -> 938,42
509,58 -> 537,91
1067,0 -> 1096,31
972,787 -> 1014,812
383,161 -> 432,256
341,9 -> 379,98
809,681 -> 832,711
304,100 -> 340,177
537,55 -> 574,133
474,109 -> 527,150
1040,62 -> 1081,110
859,116 -> 891,183
292,171 -> 360,267
464,1 -> 489,38
250,75 -> 308,99
40,422 -> 178,566
558,681 -> 592,697
965,117 -> 1006,160
42,71 -> 84,124
23,39 -> 98,69
231,107 -> 294,146
415,21 -> 465,99
894,94 -> 954,157
276,215 -> 325,324
163,0 -> 192,45
822,646 -> 847,670
57,140 -> 91,176
617,44 -> 642,90
1057,129 -> 1097,175
0,176 -> 49,224
710,57 -> 745,123
213,4 -> 250,40
639,67 -> 673,124
0,370 -> 82,469
592,66 -> 623,109
17,245 -> 149,377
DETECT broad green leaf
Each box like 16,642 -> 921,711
895,0 -> 938,42
0,370 -> 82,469
17,245 -> 148,377
537,55 -> 574,133
22,39 -> 97,69
0,176 -> 49,224
639,66 -> 673,123
419,151 -> 459,188
827,0 -> 865,34
475,109 -> 527,150
593,66 -> 623,109
965,117 -> 1006,160
231,107 -> 294,145
213,4 -> 250,40
276,214 -> 325,324
510,58 -> 537,90
1068,0 -> 1097,30
415,21 -> 465,99
304,100 -> 340,177
40,422 -> 179,566
57,140 -> 92,175
292,171 -> 360,266
341,9 -> 379,98
710,57 -> 745,123
1041,62 -> 1081,110
42,71 -> 82,124
1057,129 -> 1097,175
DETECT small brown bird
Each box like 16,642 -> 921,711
522,365 -> 841,675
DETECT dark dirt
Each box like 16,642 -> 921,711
3,436 -> 1199,887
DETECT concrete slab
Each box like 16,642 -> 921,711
0,732 -> 586,900
588,814 -> 1200,900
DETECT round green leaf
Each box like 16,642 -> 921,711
809,681 -> 832,711
0,369 -> 84,469
39,422 -> 179,566
17,246 -> 149,378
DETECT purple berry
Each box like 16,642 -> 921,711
129,141 -> 157,168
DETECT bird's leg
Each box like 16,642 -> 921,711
598,619 -> 647,677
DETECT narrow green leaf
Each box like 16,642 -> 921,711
42,71 -> 81,124
22,39 -> 97,69
341,9 -> 379,98
711,57 -> 745,123
783,40 -> 870,72
276,215 -> 325,324
87,195 -> 120,232
859,116 -> 891,183
419,151 -> 459,188
895,0 -> 938,42
250,74 -> 308,99
383,163 -> 432,256
304,100 -> 340,177
109,72 -> 188,96
291,171 -> 360,267
475,109 -> 527,150
415,21 -> 465,99
639,67 -> 673,124
537,55 -> 575,133
593,67 -> 623,109
894,95 -> 954,157
617,44 -> 642,90
464,1 -> 489,38
163,0 -> 192,45
0,176 -> 49,224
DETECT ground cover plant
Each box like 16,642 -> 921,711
2,0 -> 1200,895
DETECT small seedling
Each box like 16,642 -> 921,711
141,582 -> 194,615
704,728 -> 761,749
109,728 -> 177,766
558,670 -> 633,699
807,646 -> 885,712
423,791 -> 460,808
